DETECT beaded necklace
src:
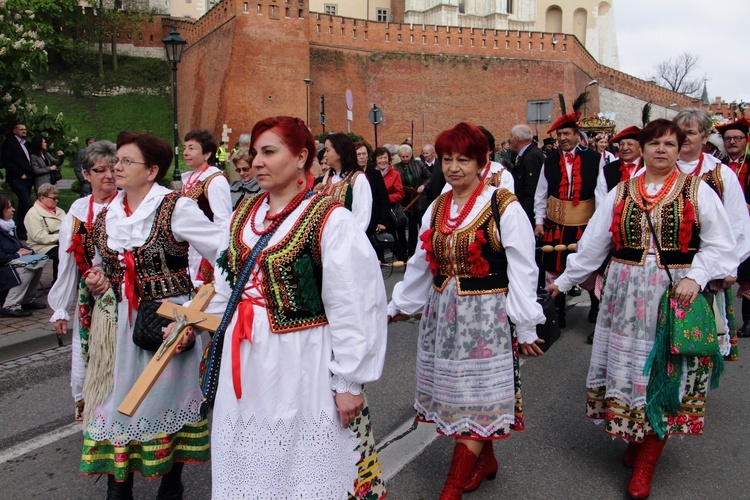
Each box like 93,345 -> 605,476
437,172 -> 487,234
182,164 -> 209,193
250,188 -> 310,236
633,168 -> 679,211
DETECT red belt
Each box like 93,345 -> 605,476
231,293 -> 265,399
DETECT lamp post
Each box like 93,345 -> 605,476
162,28 -> 187,183
583,79 -> 598,117
303,78 -> 313,126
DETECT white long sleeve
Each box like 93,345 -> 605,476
533,165 -> 549,225
350,172 -> 373,232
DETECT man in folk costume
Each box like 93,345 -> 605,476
534,92 -> 600,327
673,108 -> 750,360
595,125 -> 642,206
716,117 -> 750,337
181,129 -> 233,288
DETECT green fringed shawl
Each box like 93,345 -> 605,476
644,288 -> 724,439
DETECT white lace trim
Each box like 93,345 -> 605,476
415,399 -> 516,437
86,398 -> 204,444
330,375 -> 362,395
50,309 -> 70,322
212,410 -> 359,499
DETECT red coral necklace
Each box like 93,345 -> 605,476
250,188 -> 310,236
633,168 -> 679,211
438,172 -> 487,234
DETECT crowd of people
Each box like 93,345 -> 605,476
0,104 -> 747,500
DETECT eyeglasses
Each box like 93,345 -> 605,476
724,135 -> 746,143
115,157 -> 148,168
44,195 -> 59,201
235,166 -> 252,173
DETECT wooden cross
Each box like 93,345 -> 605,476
118,285 -> 221,416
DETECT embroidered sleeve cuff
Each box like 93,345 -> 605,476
50,309 -> 70,322
515,326 -> 539,345
686,269 -> 709,289
330,375 -> 362,396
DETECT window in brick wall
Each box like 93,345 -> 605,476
324,3 -> 337,15
376,8 -> 389,22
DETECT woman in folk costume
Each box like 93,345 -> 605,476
389,122 -> 545,499
49,141 -> 119,419
715,117 -> 750,338
176,116 -> 388,498
181,129 -> 232,288
674,108 -> 750,361
81,133 -> 222,499
548,119 -> 737,499
319,132 -> 373,232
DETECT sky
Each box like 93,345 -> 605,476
614,0 -> 749,104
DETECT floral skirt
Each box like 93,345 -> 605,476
348,399 -> 387,500
415,280 -> 523,439
587,259 -> 713,441
80,420 -> 210,481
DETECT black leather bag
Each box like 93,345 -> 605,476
389,203 -> 407,228
50,168 -> 63,184
132,300 -> 172,351
535,289 -> 560,352
372,232 -> 395,248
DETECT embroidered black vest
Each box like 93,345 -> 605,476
321,170 -> 362,211
184,172 -> 224,222
70,217 -> 97,273
428,189 -> 515,295
94,193 -> 191,302
699,166 -> 724,201
220,193 -> 340,333
610,174 -> 701,268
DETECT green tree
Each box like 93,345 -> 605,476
96,0 -> 153,76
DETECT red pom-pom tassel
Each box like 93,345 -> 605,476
609,199 -> 625,250
467,230 -> 490,278
678,199 -> 696,252
420,227 -> 439,276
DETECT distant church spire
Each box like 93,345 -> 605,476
701,80 -> 709,106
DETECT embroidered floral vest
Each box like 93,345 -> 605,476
610,174 -> 701,269
426,189 -> 516,295
183,172 -> 224,222
94,193 -> 191,302
69,217 -> 97,273
321,170 -> 362,211
220,193 -> 340,333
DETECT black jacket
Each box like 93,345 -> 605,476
395,158 -> 431,212
364,165 -> 390,234
512,143 -> 546,223
1,135 -> 32,182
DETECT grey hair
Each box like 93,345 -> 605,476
422,143 -> 435,152
37,183 -> 58,198
238,133 -> 252,147
510,124 -> 534,141
382,143 -> 398,155
674,107 -> 713,138
81,140 -> 117,172
397,144 -> 413,155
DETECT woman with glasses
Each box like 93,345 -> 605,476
181,129 -> 232,287
78,133 -> 222,499
48,140 -> 119,426
28,135 -> 65,191
229,147 -> 262,209
23,183 -> 64,282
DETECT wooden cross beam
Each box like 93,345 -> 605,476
118,285 -> 221,416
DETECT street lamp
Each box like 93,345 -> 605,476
162,28 -> 187,182
583,79 -> 598,117
303,78 -> 313,126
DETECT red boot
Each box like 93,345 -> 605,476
439,442 -> 479,500
627,435 -> 667,499
622,441 -> 641,468
463,441 -> 498,492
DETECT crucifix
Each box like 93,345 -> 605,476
118,285 -> 221,416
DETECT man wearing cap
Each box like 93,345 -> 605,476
717,117 -> 750,337
534,112 -> 601,327
594,125 -> 642,206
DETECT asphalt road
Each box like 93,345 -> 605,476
1,270 -> 748,499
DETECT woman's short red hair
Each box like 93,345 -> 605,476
250,116 -> 314,171
434,122 -> 490,166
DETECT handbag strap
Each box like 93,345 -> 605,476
645,210 -> 674,286
200,190 -> 314,411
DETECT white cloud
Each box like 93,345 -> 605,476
615,0 -> 749,103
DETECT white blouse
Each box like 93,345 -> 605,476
388,185 -> 545,344
328,170 -> 373,232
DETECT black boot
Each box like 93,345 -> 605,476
588,291 -> 600,324
740,298 -> 750,338
555,293 -> 567,329
106,473 -> 134,500
157,462 -> 184,500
